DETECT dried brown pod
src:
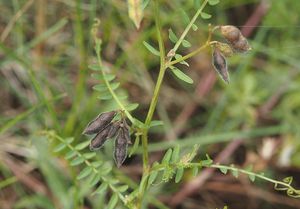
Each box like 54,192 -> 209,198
82,111 -> 116,135
215,42 -> 233,57
220,25 -> 240,42
107,121 -> 121,139
89,125 -> 111,150
212,47 -> 229,83
231,36 -> 251,52
220,25 -> 251,53
121,119 -> 131,144
114,129 -> 128,167
122,126 -> 131,145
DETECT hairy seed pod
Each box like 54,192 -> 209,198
121,119 -> 131,144
212,48 -> 229,83
122,126 -> 131,144
89,125 -> 111,150
114,129 -> 128,167
220,25 -> 251,53
231,36 -> 251,52
215,42 -> 233,57
107,121 -> 121,139
220,25 -> 240,42
83,111 -> 116,135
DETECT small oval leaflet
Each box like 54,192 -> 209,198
171,67 -> 194,84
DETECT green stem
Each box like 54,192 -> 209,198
142,0 -> 166,172
170,0 -> 209,55
210,164 -> 300,197
149,161 -> 300,197
95,49 -> 135,124
167,43 -> 209,67
139,0 -> 211,205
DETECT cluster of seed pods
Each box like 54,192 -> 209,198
212,25 -> 251,83
82,111 -> 131,167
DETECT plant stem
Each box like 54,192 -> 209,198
142,0 -> 166,172
167,43 -> 209,67
210,164 -> 300,197
95,48 -> 135,124
170,0 -> 209,54
139,0 -> 211,204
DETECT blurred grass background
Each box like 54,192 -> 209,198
0,0 -> 300,208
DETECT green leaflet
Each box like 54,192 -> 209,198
143,41 -> 160,56
170,67 -> 194,84
200,12 -> 212,19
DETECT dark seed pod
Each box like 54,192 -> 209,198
83,111 -> 116,135
215,42 -> 233,57
107,121 -> 121,139
121,119 -> 131,144
231,36 -> 251,52
114,129 -> 128,167
122,126 -> 131,145
89,125 -> 111,151
212,48 -> 229,83
220,25 -> 240,42
220,25 -> 251,53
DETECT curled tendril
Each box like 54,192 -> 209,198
274,177 -> 300,198
91,18 -> 101,41
283,176 -> 293,184
274,183 -> 289,191
287,188 -> 300,198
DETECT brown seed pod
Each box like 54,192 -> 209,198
122,126 -> 131,145
82,111 -> 116,135
215,42 -> 234,57
89,125 -> 111,150
220,25 -> 240,42
212,47 -> 229,83
107,121 -> 121,139
121,119 -> 131,144
114,129 -> 128,167
231,36 -> 251,52
220,25 -> 251,53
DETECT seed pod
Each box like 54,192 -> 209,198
215,42 -> 233,57
212,48 -> 229,83
114,129 -> 128,167
121,119 -> 131,144
220,25 -> 251,53
89,125 -> 111,150
231,36 -> 251,52
220,25 -> 240,42
83,111 -> 116,135
107,121 -> 121,139
122,126 -> 131,145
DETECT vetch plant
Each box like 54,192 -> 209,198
45,0 -> 300,208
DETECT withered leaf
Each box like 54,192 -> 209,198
83,111 -> 116,135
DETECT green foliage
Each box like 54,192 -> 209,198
1,0 -> 300,208
170,66 -> 194,84
143,41 -> 160,56
43,131 -> 130,207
